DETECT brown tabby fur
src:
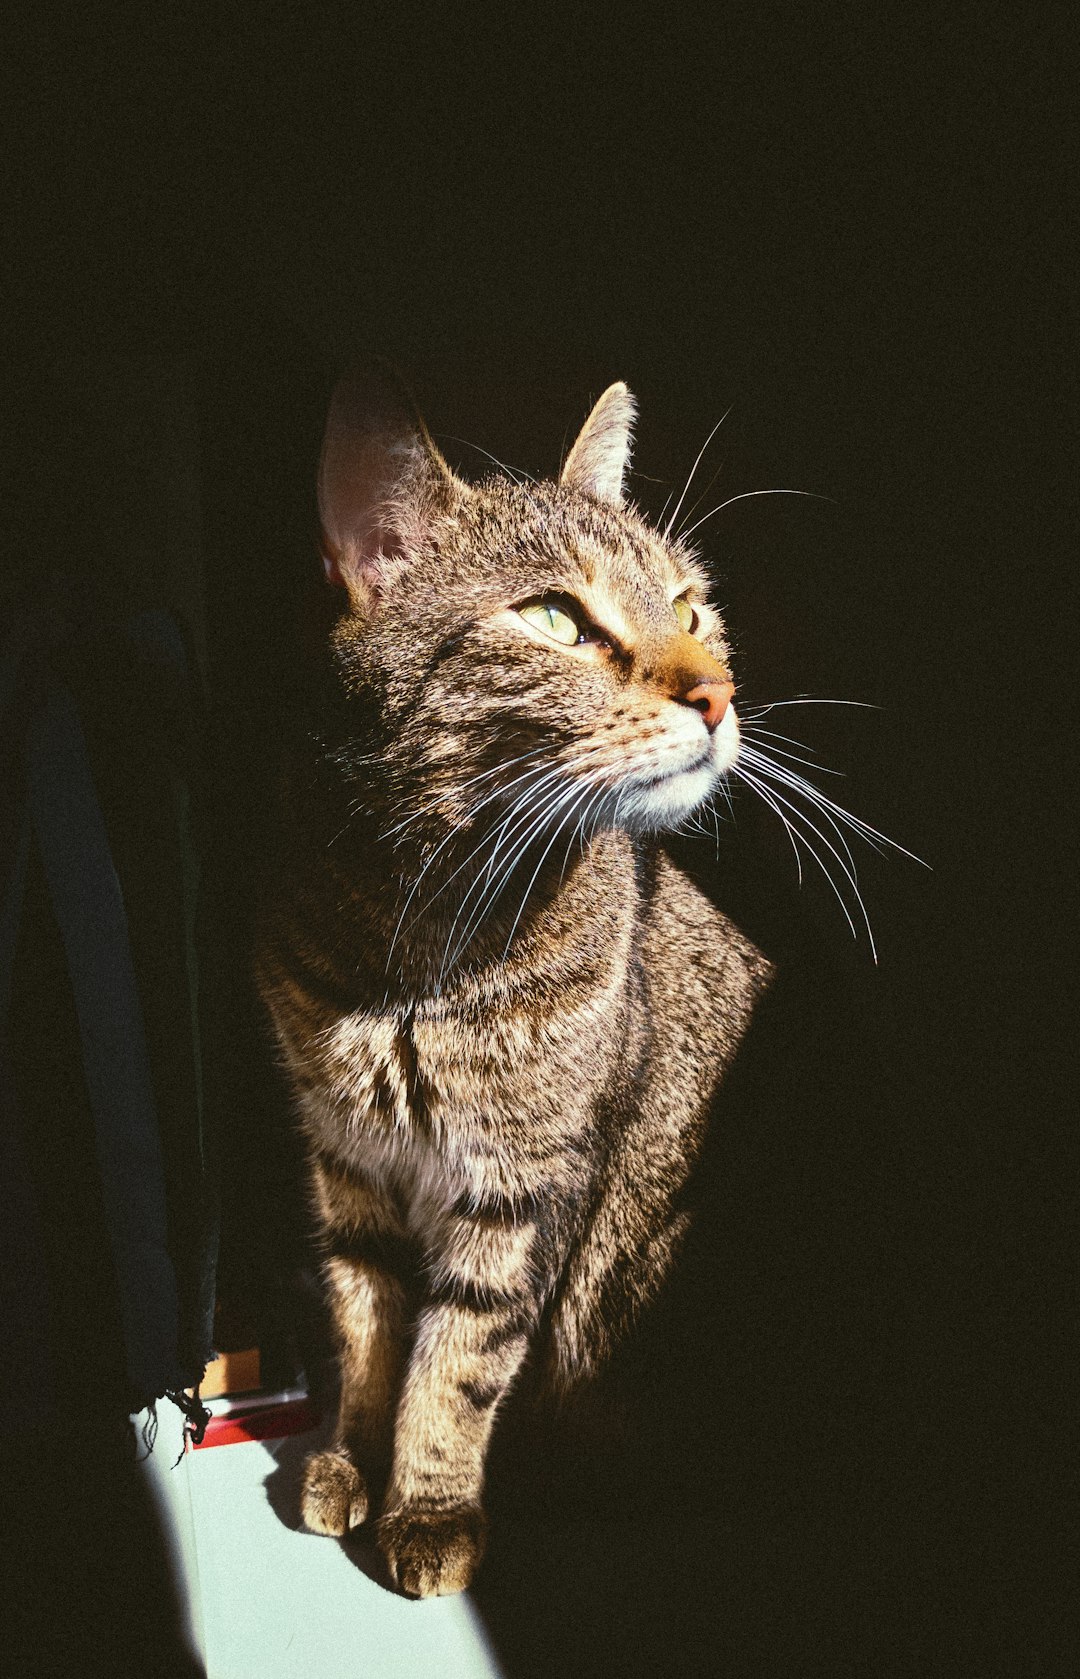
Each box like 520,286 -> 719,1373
255,366 -> 772,1597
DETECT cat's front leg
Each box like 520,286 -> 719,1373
302,1152 -> 413,1537
378,1199 -> 540,1597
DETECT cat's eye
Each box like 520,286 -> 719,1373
673,595 -> 698,633
518,601 -> 582,645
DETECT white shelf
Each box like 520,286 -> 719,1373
136,1398 -> 505,1679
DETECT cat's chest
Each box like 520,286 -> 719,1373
290,979 -> 623,1164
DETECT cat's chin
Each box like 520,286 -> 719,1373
618,711 -> 740,834
618,758 -> 725,835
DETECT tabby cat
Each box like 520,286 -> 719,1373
255,365 -> 772,1598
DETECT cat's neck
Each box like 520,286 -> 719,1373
280,737 -> 644,1000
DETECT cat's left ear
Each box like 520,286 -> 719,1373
318,359 -> 464,601
560,382 -> 637,505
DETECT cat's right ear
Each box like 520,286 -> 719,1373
317,361 -> 462,603
560,382 -> 637,505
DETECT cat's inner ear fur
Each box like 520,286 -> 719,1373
318,361 -> 463,600
559,381 -> 637,506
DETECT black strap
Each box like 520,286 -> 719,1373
26,680 -> 181,1399
1,593 -> 219,1410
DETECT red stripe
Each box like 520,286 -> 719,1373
192,1399 -> 319,1449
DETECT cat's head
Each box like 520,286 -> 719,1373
318,362 -> 740,840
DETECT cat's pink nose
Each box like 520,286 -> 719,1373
684,680 -> 734,731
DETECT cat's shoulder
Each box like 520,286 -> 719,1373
643,846 -> 774,1006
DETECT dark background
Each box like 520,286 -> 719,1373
2,5 -> 1068,1675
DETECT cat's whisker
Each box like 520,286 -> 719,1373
440,773 -> 593,980
740,746 -> 862,873
588,784 -> 613,847
735,764 -> 863,938
739,728 -> 845,776
741,697 -> 880,715
734,763 -> 877,957
327,814 -> 358,849
380,744 -> 556,843
456,762 -> 615,969
464,772 -> 573,912
740,744 -> 927,868
705,772 -> 739,832
488,768 -> 606,901
395,759 -> 580,963
564,777 -> 611,877
678,488 -> 834,544
663,408 -> 733,541
692,767 -> 734,830
384,729 -> 614,851
327,785 -> 383,848
500,780 -> 601,961
408,740 -> 597,867
384,757 -> 577,961
733,766 -> 805,886
736,723 -> 821,755
431,759 -> 602,970
570,776 -> 607,862
711,804 -> 724,860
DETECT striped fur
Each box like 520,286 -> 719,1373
256,369 -> 772,1596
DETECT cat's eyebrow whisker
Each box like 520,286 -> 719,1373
674,459 -> 727,543
662,408 -> 733,541
437,433 -> 536,484
678,488 -> 835,544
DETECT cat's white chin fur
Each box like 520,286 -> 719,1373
622,705 -> 740,832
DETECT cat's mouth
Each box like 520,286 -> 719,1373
632,748 -> 714,793
615,724 -> 738,832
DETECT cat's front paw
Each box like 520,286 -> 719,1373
377,1504 -> 487,1598
301,1449 -> 369,1536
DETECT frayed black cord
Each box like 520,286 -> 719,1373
164,1386 -> 213,1466
139,1405 -> 159,1460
